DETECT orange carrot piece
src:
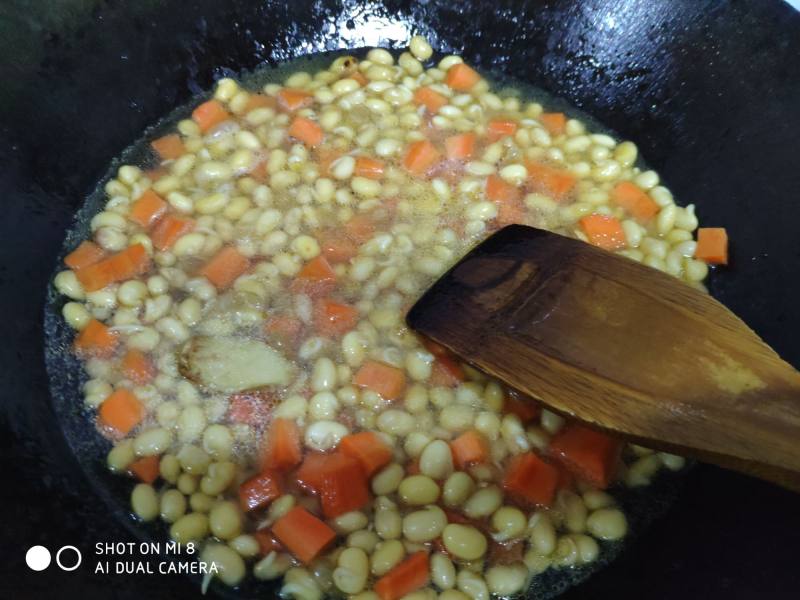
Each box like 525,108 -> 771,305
354,156 -> 385,179
374,552 -> 430,600
239,469 -> 284,512
128,189 -> 167,229
192,99 -> 230,133
429,355 -> 465,387
486,174 -> 526,226
695,227 -> 729,265
445,63 -> 481,91
121,349 -> 155,385
319,230 -> 358,263
549,424 -> 622,489
340,431 -> 394,476
288,116 -> 324,147
264,314 -> 304,348
297,255 -> 336,282
272,506 -> 336,564
502,452 -> 560,507
150,215 -> 194,251
539,112 -> 567,136
129,455 -> 160,484
444,132 -> 476,160
150,134 -> 185,160
486,174 -> 521,203
420,337 -> 449,357
277,88 -> 314,112
295,452 -> 335,492
64,241 -> 105,271
413,86 -> 448,113
99,389 -> 144,435
496,196 -> 526,226
244,93 -> 277,113
262,418 -> 302,471
503,390 -> 541,424
227,389 -> 276,426
579,214 -> 627,251
74,244 -> 151,292
403,140 -> 441,176
450,431 -> 488,469
198,246 -> 250,290
345,214 -> 377,244
318,452 -> 371,518
314,298 -> 359,338
526,161 -> 577,200
486,119 -> 518,142
611,181 -> 660,221
353,360 -> 407,401
74,319 -> 119,358
316,148 -> 343,178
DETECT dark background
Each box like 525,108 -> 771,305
2,0 -> 800,598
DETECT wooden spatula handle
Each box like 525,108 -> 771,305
407,225 -> 800,491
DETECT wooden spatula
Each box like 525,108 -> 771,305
406,225 -> 800,491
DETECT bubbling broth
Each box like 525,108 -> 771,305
52,35 -> 725,598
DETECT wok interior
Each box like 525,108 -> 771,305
4,0 -> 800,598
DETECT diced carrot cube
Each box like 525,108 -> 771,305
129,455 -> 160,484
192,99 -> 230,133
403,140 -> 441,176
74,244 -> 151,292
150,134 -> 185,160
277,88 -> 314,112
611,181 -> 660,221
150,215 -> 194,251
99,389 -> 145,435
121,349 -> 155,385
64,241 -> 105,271
539,112 -> 567,136
354,156 -> 385,179
272,506 -> 336,564
450,431 -> 488,469
74,319 -> 119,358
579,214 -> 627,251
262,418 -> 302,471
695,227 -> 729,265
503,452 -> 560,507
445,63 -> 481,91
353,360 -> 407,401
374,552 -> 430,600
413,87 -> 448,113
239,469 -> 284,512
318,453 -> 371,518
198,246 -> 250,289
486,119 -> 518,142
244,94 -> 277,113
549,424 -> 622,489
313,299 -> 359,338
128,189 -> 167,229
526,161 -> 577,200
288,116 -> 324,147
444,133 -> 476,160
340,432 -> 394,476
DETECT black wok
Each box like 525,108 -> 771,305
2,0 -> 800,598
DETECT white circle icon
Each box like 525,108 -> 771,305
26,546 -> 51,571
56,546 -> 82,571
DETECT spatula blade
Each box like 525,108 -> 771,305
407,225 -> 800,476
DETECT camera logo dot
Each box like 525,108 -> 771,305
26,545 -> 82,571
56,546 -> 82,571
26,546 -> 51,571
